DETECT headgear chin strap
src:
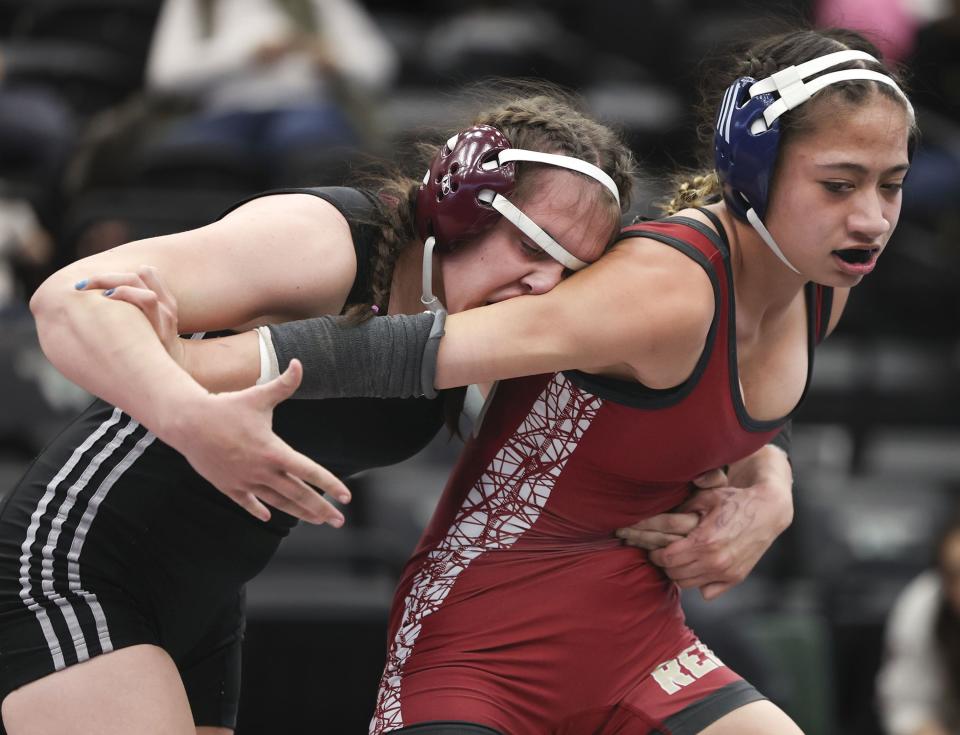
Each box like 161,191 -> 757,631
714,49 -> 912,274
416,124 -> 620,313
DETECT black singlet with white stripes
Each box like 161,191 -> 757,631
0,187 -> 444,715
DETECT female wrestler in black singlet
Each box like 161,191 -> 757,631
3,89 -> 633,734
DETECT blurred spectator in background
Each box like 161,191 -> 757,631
422,0 -> 585,88
816,0 -> 960,228
900,0 -> 960,229
0,197 -> 53,310
877,513 -> 960,735
0,47 -> 77,234
814,0 -> 922,62
143,0 -> 397,184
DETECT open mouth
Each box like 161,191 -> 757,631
833,247 -> 879,265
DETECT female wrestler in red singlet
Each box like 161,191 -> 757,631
355,27 -> 914,734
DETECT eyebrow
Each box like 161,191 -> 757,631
815,162 -> 910,176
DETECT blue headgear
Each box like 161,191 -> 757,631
713,50 -> 913,273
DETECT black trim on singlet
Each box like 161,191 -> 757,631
562,223 -> 722,408
652,680 -> 767,735
669,212 -> 731,259
389,722 -> 505,735
698,209 -> 818,433
217,186 -> 381,305
695,207 -> 729,252
817,285 -> 834,344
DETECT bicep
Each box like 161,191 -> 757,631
41,194 -> 358,333
436,240 -> 715,389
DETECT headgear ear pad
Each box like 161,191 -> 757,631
415,125 -> 516,250
714,77 -> 782,221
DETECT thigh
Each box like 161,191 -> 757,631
178,591 -> 245,732
1,644 -> 196,735
604,638 -> 771,735
697,700 -> 803,735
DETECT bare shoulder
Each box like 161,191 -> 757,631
220,192 -> 352,238
597,236 -> 716,387
609,234 -> 716,318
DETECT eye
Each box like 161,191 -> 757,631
821,180 -> 853,194
518,238 -> 544,257
881,181 -> 905,193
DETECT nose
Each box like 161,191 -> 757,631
521,260 -> 566,295
848,190 -> 891,242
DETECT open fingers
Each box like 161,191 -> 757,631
229,490 -> 273,523
256,475 -> 345,527
268,439 -> 351,505
273,470 -> 346,526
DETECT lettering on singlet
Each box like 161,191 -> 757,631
650,641 -> 726,694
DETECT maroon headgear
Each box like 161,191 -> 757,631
415,125 -> 516,249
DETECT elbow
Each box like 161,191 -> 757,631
30,276 -> 64,326
30,271 -> 79,344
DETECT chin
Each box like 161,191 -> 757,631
813,270 -> 864,289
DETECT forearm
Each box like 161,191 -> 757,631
266,313 -> 439,399
31,286 -> 207,441
180,331 -> 261,393
434,299 -> 581,390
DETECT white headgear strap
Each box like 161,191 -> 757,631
742,50 -> 911,273
746,49 -> 913,134
422,143 -> 619,311
479,189 -> 589,271
483,148 -> 620,205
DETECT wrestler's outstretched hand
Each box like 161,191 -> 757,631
77,270 -> 352,527
168,358 -> 352,526
615,445 -> 793,600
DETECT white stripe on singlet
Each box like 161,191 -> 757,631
369,372 -> 602,734
20,333 -> 203,668
66,427 -> 156,658
18,408 -> 125,669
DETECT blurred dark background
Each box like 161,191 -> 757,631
1,0 -> 958,733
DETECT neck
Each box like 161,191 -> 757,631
711,204 -> 808,328
388,240 -> 444,315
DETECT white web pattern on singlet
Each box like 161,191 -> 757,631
369,373 -> 601,734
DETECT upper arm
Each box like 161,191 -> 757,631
33,193 -> 358,333
436,238 -> 716,389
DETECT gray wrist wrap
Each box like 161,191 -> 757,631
267,310 -> 445,400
